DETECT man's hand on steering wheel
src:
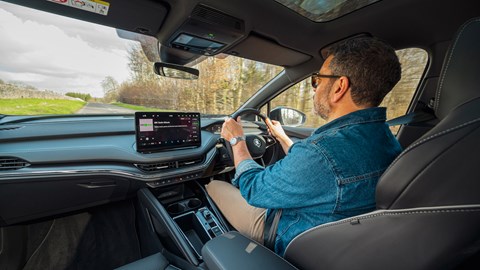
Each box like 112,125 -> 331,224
265,118 -> 293,154
265,118 -> 287,140
221,116 -> 244,142
221,116 -> 253,167
220,108 -> 279,167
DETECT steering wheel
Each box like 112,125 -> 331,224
222,108 -> 277,166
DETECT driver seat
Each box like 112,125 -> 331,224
281,17 -> 480,269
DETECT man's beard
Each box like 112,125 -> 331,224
314,94 -> 330,120
313,82 -> 333,120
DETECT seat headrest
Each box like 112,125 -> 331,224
435,18 -> 480,119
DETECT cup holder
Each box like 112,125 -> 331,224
166,203 -> 186,214
187,198 -> 202,208
167,198 -> 202,215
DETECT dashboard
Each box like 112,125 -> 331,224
0,114 -> 266,226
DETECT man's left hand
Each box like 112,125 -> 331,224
221,116 -> 244,141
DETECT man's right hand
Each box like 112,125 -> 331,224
266,118 -> 287,140
266,118 -> 293,154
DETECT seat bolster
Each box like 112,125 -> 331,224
115,252 -> 170,270
284,205 -> 480,270
435,18 -> 480,119
376,98 -> 480,209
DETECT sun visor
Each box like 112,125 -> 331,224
7,0 -> 167,36
225,34 -> 311,67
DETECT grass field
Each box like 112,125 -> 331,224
112,102 -> 173,112
0,98 -> 85,115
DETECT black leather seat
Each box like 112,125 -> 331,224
282,17 -> 480,270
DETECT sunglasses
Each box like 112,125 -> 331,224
311,72 -> 342,88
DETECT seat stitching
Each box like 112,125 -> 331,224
303,207 -> 480,230
385,117 -> 480,172
285,206 -> 480,253
435,19 -> 480,112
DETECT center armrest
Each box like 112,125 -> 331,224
201,231 -> 297,270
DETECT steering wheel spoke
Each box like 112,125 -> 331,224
263,134 -> 277,149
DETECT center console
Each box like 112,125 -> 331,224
173,206 -> 224,258
137,181 -> 228,266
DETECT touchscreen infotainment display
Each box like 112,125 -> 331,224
135,112 -> 201,153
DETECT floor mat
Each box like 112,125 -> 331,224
22,200 -> 141,270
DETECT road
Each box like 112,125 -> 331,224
76,102 -> 135,114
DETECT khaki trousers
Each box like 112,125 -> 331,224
206,180 -> 266,244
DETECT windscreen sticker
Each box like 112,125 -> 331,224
47,0 -> 110,16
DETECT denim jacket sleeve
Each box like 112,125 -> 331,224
235,140 -> 338,209
232,159 -> 263,186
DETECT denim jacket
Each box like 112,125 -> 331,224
234,107 -> 402,256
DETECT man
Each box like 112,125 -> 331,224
207,37 -> 403,256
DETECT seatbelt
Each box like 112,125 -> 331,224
386,110 -> 436,126
263,209 -> 282,250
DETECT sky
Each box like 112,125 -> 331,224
0,1 -> 142,97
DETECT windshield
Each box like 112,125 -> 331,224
0,2 -> 282,117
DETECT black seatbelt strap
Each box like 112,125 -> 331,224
386,110 -> 436,126
263,209 -> 282,250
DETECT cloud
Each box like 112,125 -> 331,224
4,3 -> 127,51
0,1 -> 144,97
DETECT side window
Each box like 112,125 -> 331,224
261,77 -> 327,128
262,48 -> 428,132
381,48 -> 428,133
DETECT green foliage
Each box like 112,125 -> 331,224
0,98 -> 85,115
66,92 -> 92,101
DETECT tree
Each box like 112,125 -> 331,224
101,76 -> 119,94
128,45 -> 157,83
101,76 -> 119,102
116,43 -> 283,114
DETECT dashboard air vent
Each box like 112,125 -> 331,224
135,157 -> 204,173
135,161 -> 177,172
0,157 -> 30,171
178,158 -> 203,168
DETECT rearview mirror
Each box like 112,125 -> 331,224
269,107 -> 306,127
154,62 -> 199,80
